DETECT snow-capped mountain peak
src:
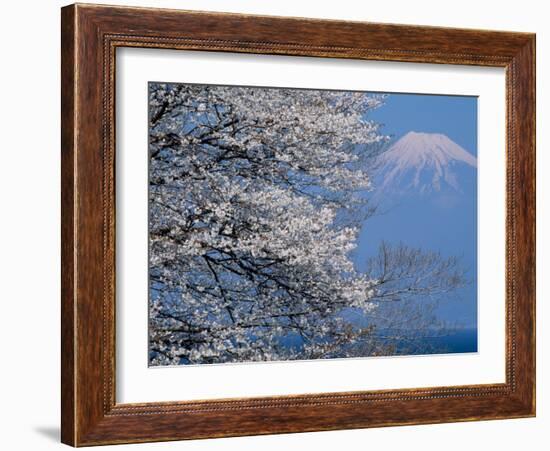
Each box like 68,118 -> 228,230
375,131 -> 476,194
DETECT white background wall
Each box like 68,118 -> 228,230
0,0 -> 546,449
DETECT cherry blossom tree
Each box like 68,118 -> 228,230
148,83 -> 464,365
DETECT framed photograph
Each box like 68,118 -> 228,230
61,3 -> 536,446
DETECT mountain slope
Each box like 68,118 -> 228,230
375,131 -> 476,194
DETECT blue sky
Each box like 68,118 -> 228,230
369,93 -> 477,151
357,92 -> 478,328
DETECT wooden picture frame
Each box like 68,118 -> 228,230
61,3 -> 536,446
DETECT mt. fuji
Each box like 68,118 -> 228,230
374,131 -> 477,195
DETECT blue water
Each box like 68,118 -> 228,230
390,328 -> 478,355
280,328 -> 477,357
